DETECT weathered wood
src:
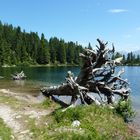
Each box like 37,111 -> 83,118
41,39 -> 131,107
11,71 -> 26,80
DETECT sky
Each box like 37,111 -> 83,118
0,0 -> 140,51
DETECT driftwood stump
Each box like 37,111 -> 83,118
41,39 -> 131,107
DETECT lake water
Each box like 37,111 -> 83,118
0,66 -> 140,121
0,67 -> 80,96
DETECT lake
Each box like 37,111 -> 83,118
0,66 -> 140,121
0,67 -> 80,97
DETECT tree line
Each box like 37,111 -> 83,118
0,21 -> 84,66
1,21 -> 140,67
113,52 -> 140,65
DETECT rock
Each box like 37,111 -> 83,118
11,135 -> 15,139
20,130 -> 30,134
71,120 -> 80,127
15,115 -> 22,119
108,105 -> 114,109
29,132 -> 33,136
24,120 -> 28,123
0,76 -> 4,79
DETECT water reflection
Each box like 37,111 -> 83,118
13,80 -> 25,86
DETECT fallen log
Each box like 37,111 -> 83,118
41,39 -> 131,107
11,71 -> 27,80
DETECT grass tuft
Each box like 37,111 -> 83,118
0,118 -> 12,140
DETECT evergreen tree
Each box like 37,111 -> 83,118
126,53 -> 131,63
0,40 -> 11,65
49,37 -> 58,63
37,33 -> 50,64
136,55 -> 140,62
66,42 -> 75,64
115,52 -> 122,58
57,39 -> 66,64
122,54 -> 126,64
0,21 -> 84,66
88,42 -> 92,50
10,51 -> 17,65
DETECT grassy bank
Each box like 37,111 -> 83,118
28,104 -> 137,140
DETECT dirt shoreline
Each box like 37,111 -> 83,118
0,89 -> 54,139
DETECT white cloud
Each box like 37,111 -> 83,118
108,9 -> 128,13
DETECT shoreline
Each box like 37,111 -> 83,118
1,63 -> 140,68
1,64 -> 80,68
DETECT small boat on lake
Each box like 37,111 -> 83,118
11,71 -> 27,80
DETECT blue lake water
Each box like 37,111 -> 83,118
0,66 -> 140,121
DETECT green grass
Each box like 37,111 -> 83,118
41,99 -> 55,108
0,118 -> 12,140
52,105 -> 132,140
28,104 -> 136,140
0,93 -> 33,111
0,94 -> 21,107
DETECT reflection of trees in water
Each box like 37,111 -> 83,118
14,80 -> 25,86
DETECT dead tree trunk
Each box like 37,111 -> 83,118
41,39 -> 131,107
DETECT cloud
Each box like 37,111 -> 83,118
108,9 -> 128,13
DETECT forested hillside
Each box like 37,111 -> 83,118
0,21 -> 84,66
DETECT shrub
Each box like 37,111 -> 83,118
115,98 -> 135,122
